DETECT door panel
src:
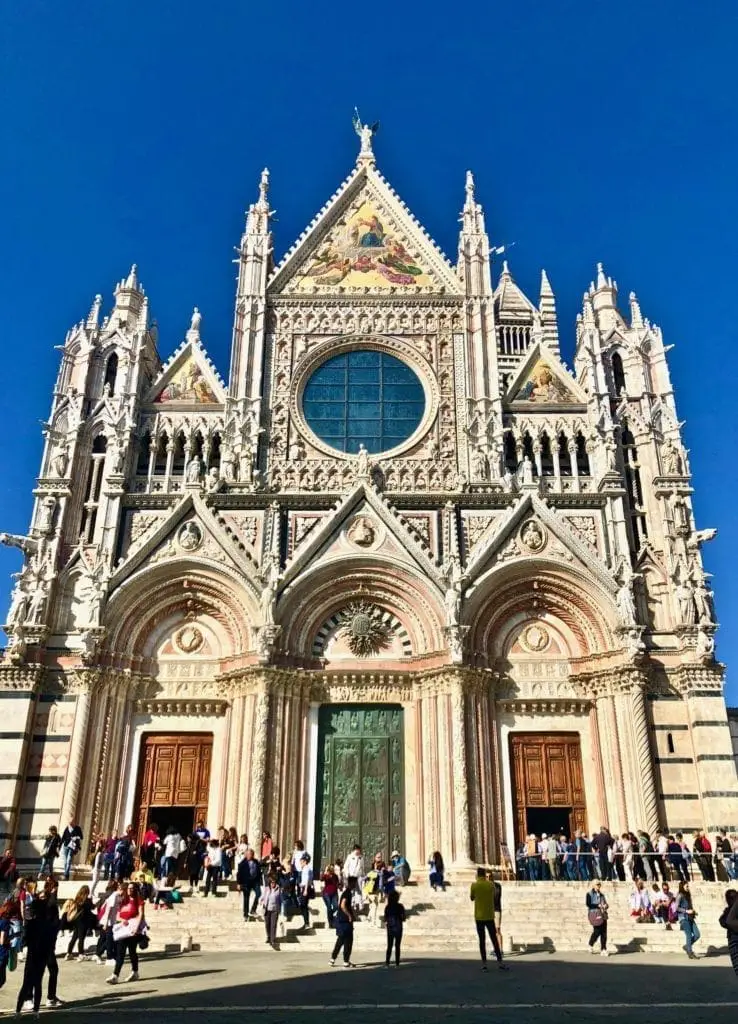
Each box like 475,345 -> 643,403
510,733 -> 587,844
316,705 -> 403,867
135,733 -> 213,845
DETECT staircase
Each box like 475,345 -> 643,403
59,880 -> 733,957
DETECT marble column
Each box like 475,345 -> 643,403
450,682 -> 473,866
630,684 -> 660,834
59,687 -> 92,825
248,689 -> 271,843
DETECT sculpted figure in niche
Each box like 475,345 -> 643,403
675,579 -> 696,625
37,497 -> 56,535
356,443 -> 372,479
52,440 -> 70,478
220,444 -> 235,482
26,584 -> 46,625
348,517 -> 375,548
672,497 -> 690,533
471,448 -> 488,481
7,586 -> 29,626
186,456 -> 202,484
661,438 -> 682,476
288,438 -> 305,462
520,456 -> 534,486
260,568 -> 278,626
616,579 -> 637,625
695,628 -> 715,662
178,521 -> 203,552
693,577 -> 714,625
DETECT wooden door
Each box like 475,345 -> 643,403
315,706 -> 404,866
135,733 -> 212,843
510,733 -> 586,843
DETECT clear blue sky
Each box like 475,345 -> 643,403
2,1 -> 737,699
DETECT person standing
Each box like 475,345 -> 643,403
160,827 -> 182,879
676,881 -> 701,959
668,834 -> 689,883
203,839 -> 223,897
344,845 -> 365,886
719,889 -> 738,976
260,875 -> 282,949
0,897 -> 18,990
320,863 -> 340,928
593,827 -> 614,882
237,848 -> 263,920
140,823 -> 160,874
38,827 -> 61,879
15,876 -> 62,1013
61,885 -> 94,960
384,889 -> 406,967
106,882 -> 145,983
297,853 -> 314,929
470,867 -> 508,971
586,880 -> 610,956
693,831 -> 715,882
330,876 -> 357,968
60,819 -> 83,882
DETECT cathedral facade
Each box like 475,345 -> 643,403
1,127 -> 736,870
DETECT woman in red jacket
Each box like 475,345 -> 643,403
106,882 -> 145,984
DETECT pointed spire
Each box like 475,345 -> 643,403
465,170 -> 475,204
244,168 -> 273,240
257,168 -> 269,209
539,270 -> 560,355
501,260 -> 511,278
186,307 -> 202,343
596,261 -> 608,290
111,263 -> 145,324
583,290 -> 596,327
629,291 -> 644,328
86,294 -> 102,329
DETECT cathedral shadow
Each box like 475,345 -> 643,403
9,950 -> 736,1023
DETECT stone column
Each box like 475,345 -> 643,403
450,681 -> 473,866
248,688 -> 271,843
594,693 -> 627,831
59,682 -> 93,825
225,692 -> 246,827
631,683 -> 660,834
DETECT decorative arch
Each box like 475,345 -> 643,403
466,561 -> 618,664
104,560 -> 257,668
278,558 -> 445,662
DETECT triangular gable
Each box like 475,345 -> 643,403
108,492 -> 260,597
144,341 -> 226,407
281,482 -> 444,590
504,342 -> 587,407
464,492 -> 617,596
269,165 -> 461,295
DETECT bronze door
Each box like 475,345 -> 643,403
315,705 -> 404,867
510,732 -> 587,843
134,733 -> 212,843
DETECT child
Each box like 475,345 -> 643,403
153,872 -> 181,909
383,889 -> 406,967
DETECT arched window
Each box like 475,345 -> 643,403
522,431 -> 536,472
622,420 -> 647,546
172,432 -> 186,474
80,434 -> 107,542
209,432 -> 222,471
153,432 -> 168,475
558,433 -> 572,476
103,353 -> 118,395
192,431 -> 205,462
136,431 -> 151,476
539,432 -> 554,476
612,351 -> 626,395
575,433 -> 590,476
504,432 -> 517,473
667,732 -> 675,755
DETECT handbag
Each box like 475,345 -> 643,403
112,922 -> 133,942
588,908 -> 605,927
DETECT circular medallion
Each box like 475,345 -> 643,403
175,625 -> 204,654
350,611 -> 373,637
178,521 -> 203,552
520,520 -> 546,553
522,624 -> 550,653
347,516 -> 377,548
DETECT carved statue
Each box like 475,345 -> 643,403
693,578 -> 714,625
356,443 -> 372,480
51,440 -> 70,478
520,456 -> 534,486
675,580 -> 696,625
501,468 -> 517,493
616,580 -> 637,625
207,466 -> 220,491
672,497 -> 690,533
471,448 -> 488,481
260,575 -> 277,626
661,438 -> 683,476
36,496 -> 56,535
288,439 -> 305,463
6,628 -> 27,664
108,439 -> 125,475
186,456 -> 202,484
0,533 -> 38,559
695,628 -> 715,663
604,436 -> 618,473
7,586 -> 29,626
520,521 -> 545,553
444,565 -> 463,626
26,584 -> 47,625
220,445 -> 236,482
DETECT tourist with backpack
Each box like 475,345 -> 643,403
38,827 -> 61,879
61,885 -> 94,960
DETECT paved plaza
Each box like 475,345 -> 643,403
0,949 -> 736,1022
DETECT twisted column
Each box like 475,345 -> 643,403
450,682 -> 472,865
248,689 -> 271,843
631,684 -> 660,834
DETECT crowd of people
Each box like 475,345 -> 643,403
515,827 -> 738,883
0,813 -> 736,1012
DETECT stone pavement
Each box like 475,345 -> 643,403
0,948 -> 736,1022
